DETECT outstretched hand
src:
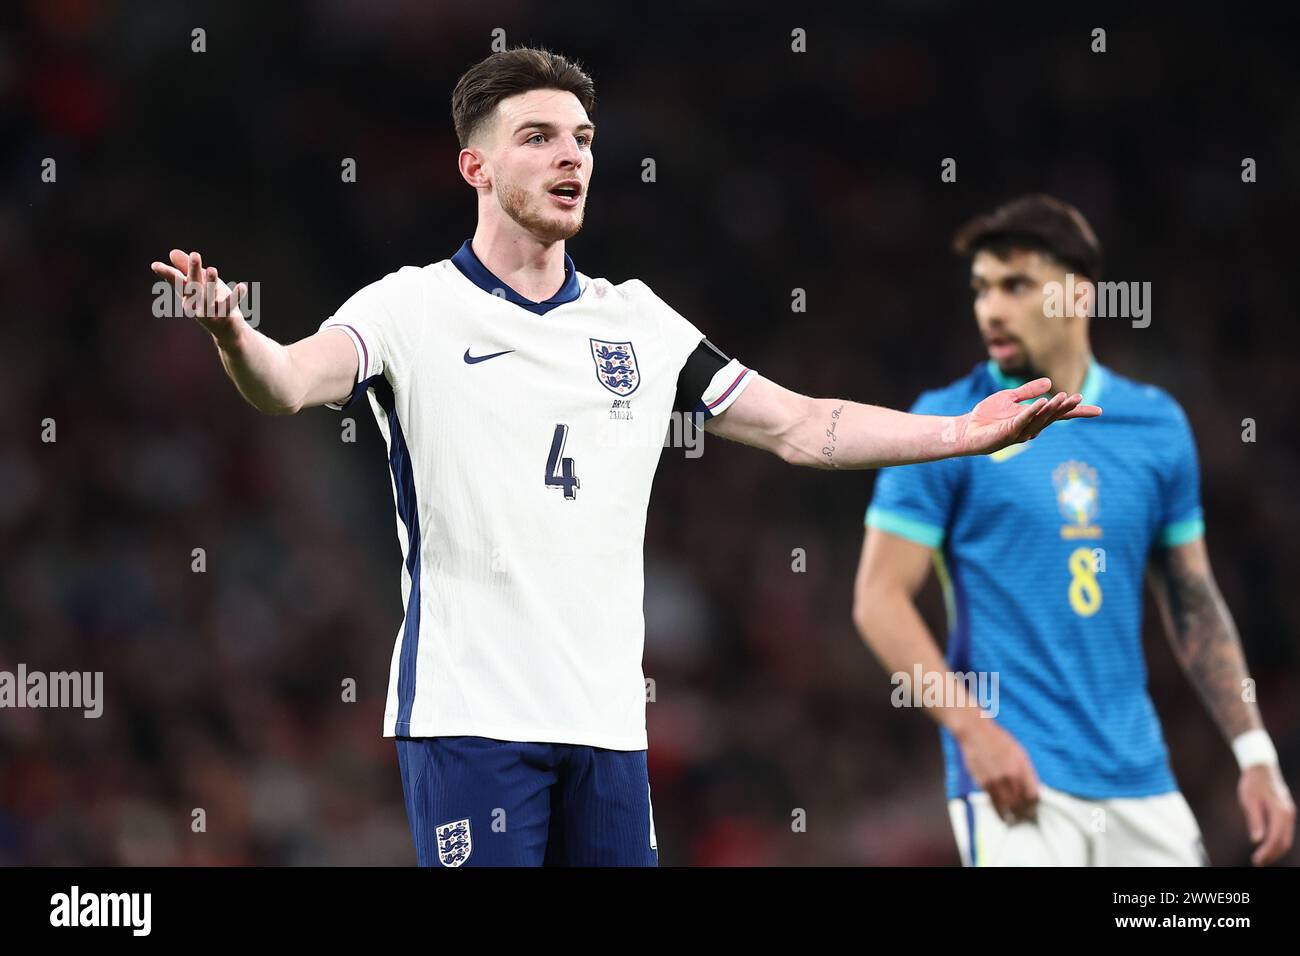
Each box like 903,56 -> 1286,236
150,249 -> 247,343
957,378 -> 1102,456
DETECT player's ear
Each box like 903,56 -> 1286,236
458,146 -> 490,190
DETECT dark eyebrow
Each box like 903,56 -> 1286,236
513,120 -> 596,136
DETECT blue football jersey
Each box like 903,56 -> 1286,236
866,359 -> 1205,799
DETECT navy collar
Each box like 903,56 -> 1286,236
451,239 -> 581,316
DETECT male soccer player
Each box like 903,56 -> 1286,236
853,194 -> 1295,866
151,51 -> 1096,867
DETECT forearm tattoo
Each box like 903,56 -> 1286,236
1156,551 -> 1257,739
821,404 -> 844,465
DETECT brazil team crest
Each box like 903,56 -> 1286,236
590,339 -> 641,396
1053,460 -> 1102,539
436,818 -> 472,867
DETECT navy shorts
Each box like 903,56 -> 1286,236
396,736 -> 659,867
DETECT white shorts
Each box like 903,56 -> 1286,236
948,784 -> 1208,866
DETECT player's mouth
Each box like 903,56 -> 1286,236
985,334 -> 1022,362
547,180 -> 583,208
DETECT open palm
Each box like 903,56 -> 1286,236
958,377 -> 1102,455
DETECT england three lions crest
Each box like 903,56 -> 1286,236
436,818 -> 472,867
590,339 -> 641,396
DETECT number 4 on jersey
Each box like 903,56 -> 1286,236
545,424 -> 580,500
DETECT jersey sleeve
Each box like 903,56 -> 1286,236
864,392 -> 966,549
627,279 -> 756,418
672,339 -> 755,418
1153,398 -> 1205,547
317,267 -> 421,410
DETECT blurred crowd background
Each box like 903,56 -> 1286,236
2,1 -> 1297,865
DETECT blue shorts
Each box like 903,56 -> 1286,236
396,736 -> 659,867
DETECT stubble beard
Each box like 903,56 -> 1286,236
496,177 -> 584,243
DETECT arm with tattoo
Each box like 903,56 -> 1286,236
704,373 -> 1099,468
1149,535 -> 1295,864
1147,537 -> 1258,739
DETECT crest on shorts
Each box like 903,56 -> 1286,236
436,818 -> 472,867
590,339 -> 641,396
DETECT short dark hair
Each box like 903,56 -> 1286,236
451,47 -> 596,149
953,194 -> 1104,281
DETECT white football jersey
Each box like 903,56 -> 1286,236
319,240 -> 755,750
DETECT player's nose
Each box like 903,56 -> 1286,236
979,293 -> 1013,323
555,135 -> 584,167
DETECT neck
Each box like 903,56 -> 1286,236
470,218 -> 567,302
1036,346 -> 1092,397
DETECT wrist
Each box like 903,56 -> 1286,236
1232,729 -> 1279,770
946,705 -> 988,743
946,413 -> 975,457
211,317 -> 248,354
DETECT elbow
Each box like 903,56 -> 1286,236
851,582 -> 891,644
780,441 -> 827,469
777,396 -> 830,468
851,599 -> 876,642
254,396 -> 302,416
256,379 -> 308,416
777,441 -> 817,468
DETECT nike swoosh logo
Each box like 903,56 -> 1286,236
463,348 -> 515,364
